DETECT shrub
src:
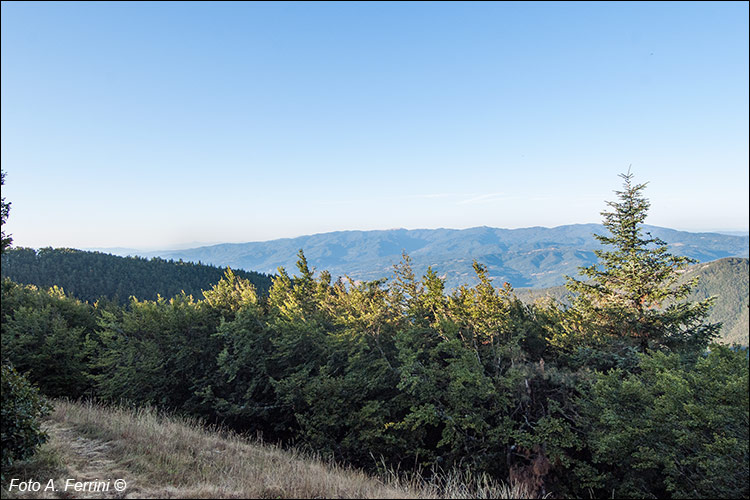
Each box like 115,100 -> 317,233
1,364 -> 52,476
580,346 -> 749,498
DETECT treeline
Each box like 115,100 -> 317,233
0,247 -> 273,304
2,174 -> 748,498
2,255 -> 748,497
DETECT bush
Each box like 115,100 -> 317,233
1,364 -> 51,475
1,278 -> 96,398
580,346 -> 749,498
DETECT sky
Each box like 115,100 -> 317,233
1,1 -> 748,250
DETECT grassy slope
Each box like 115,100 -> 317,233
1,400 -> 533,499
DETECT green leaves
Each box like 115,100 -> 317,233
1,279 -> 95,398
580,347 -> 749,498
202,268 -> 259,317
1,170 -> 12,254
1,364 -> 51,475
1,247 -> 273,305
564,171 -> 719,357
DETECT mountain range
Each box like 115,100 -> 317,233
137,224 -> 748,289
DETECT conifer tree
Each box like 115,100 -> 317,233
1,170 -> 12,253
565,171 -> 719,354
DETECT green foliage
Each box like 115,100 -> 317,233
1,170 -> 11,254
518,256 -> 750,347
580,346 -> 749,498
1,247 -> 273,304
683,257 -> 749,346
393,261 -> 516,471
1,364 -> 51,475
94,293 -> 223,415
563,172 -> 720,361
209,303 -> 284,434
290,273 -> 405,467
202,268 -> 259,317
93,271 -> 264,417
263,252 -> 405,464
1,279 -> 96,398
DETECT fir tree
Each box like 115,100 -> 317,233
565,171 -> 719,355
1,170 -> 12,253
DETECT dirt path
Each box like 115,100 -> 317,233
5,423 -> 142,499
49,422 -> 134,498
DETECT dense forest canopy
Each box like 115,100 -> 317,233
1,171 -> 748,498
1,247 -> 273,304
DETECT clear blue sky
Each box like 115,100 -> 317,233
2,1 -> 748,249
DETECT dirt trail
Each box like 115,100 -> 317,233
50,423 -> 134,498
7,423 -> 143,499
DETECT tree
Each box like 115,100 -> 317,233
580,346 -> 749,498
202,267 -> 259,318
94,292 -> 222,415
564,171 -> 719,356
1,280 -> 96,398
1,170 -> 12,253
1,364 -> 51,476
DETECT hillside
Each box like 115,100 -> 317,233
682,257 -> 749,346
516,257 -> 750,346
0,247 -> 274,304
144,224 -> 749,289
1,399 -> 530,499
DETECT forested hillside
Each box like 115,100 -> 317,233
146,224 -> 749,289
0,247 -> 273,304
683,258 -> 749,346
516,257 -> 750,346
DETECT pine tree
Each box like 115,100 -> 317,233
1,170 -> 12,253
565,171 -> 719,354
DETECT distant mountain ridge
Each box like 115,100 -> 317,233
144,224 -> 749,289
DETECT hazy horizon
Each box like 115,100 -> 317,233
4,221 -> 748,253
2,2 -> 748,249
70,222 -> 750,255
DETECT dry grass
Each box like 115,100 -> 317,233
2,399 -> 538,499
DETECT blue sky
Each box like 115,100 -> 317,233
2,1 -> 748,249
